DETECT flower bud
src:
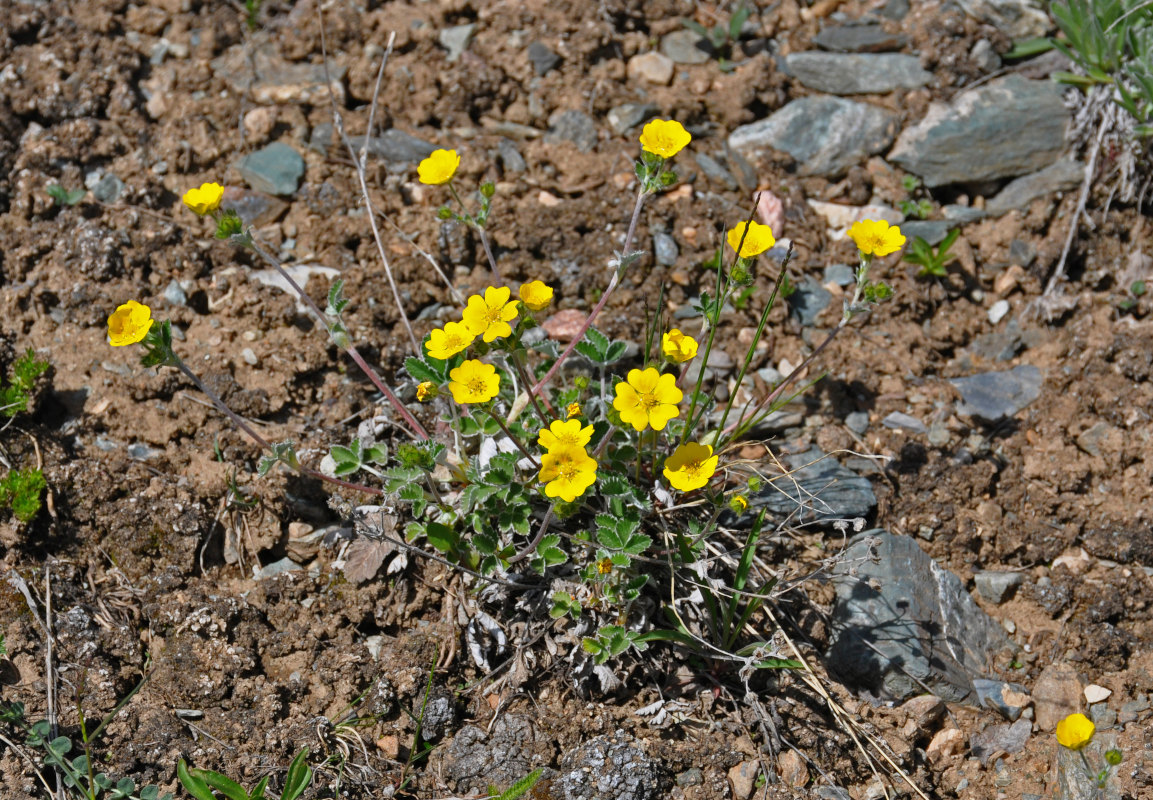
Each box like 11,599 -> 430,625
480,181 -> 495,198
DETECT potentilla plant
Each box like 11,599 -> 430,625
107,119 -> 899,667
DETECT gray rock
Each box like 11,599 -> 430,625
889,75 -> 1068,188
846,411 -> 870,435
971,39 -> 1002,72
607,103 -> 659,135
1089,702 -> 1117,729
814,789 -> 852,800
419,689 -> 456,741
90,173 -> 125,203
974,570 -> 1024,604
555,730 -> 669,800
747,447 -> 875,524
439,23 -> 476,62
498,138 -> 527,174
355,129 -> 437,163
694,152 -> 738,190
257,557 -> 302,579
882,411 -> 927,434
825,263 -> 856,286
828,531 -> 1015,702
942,204 -> 987,223
223,189 -> 288,228
730,96 -> 899,178
955,0 -> 1050,39
544,110 -> 598,152
1057,732 -> 1123,800
973,678 -> 1031,720
738,409 -> 804,438
986,159 -> 1084,215
901,220 -> 953,246
211,44 -> 346,105
880,0 -> 911,20
970,719 -> 1031,765
235,142 -> 305,196
164,279 -> 187,307
1009,238 -> 1037,267
784,52 -> 931,95
527,41 -> 561,75
967,318 -> 1043,362
1034,663 -> 1082,731
676,768 -> 703,787
812,23 -> 906,53
652,232 -> 679,266
126,443 -> 162,460
789,277 -> 832,326
660,29 -> 713,64
950,364 -> 1042,421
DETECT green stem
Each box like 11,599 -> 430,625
679,271 -> 733,447
480,406 -> 540,469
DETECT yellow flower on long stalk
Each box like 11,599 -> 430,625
182,182 -> 225,216
462,286 -> 519,342
726,221 -> 775,259
538,446 -> 598,503
538,419 -> 594,452
662,442 -> 719,492
447,359 -> 500,404
613,367 -> 682,432
107,301 -> 154,346
638,119 -> 692,159
425,320 -> 476,360
661,329 -> 698,364
518,280 -> 554,312
417,149 -> 460,185
848,219 -> 906,257
1055,713 -> 1095,751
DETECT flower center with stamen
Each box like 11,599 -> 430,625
640,392 -> 659,411
467,378 -> 487,395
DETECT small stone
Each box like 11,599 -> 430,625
955,0 -> 1051,38
164,279 -> 187,307
808,199 -> 903,230
497,138 -> 526,174
971,39 -> 1002,72
1089,703 -> 1117,729
537,190 -> 561,207
728,760 -> 758,800
950,364 -> 1043,421
845,411 -> 870,435
235,142 -> 305,197
901,220 -> 953,246
1084,684 -> 1112,704
355,129 -> 437,163
1052,547 -> 1093,575
627,51 -> 675,85
1009,239 -> 1037,267
974,571 -> 1024,604
777,750 -> 809,787
661,29 -> 713,64
988,299 -> 1010,324
653,232 -> 678,266
694,152 -> 739,190
1033,663 -> 1082,731
789,277 -> 832,326
90,173 -> 125,203
257,557 -> 302,579
973,679 -> 1031,721
970,718 -> 1031,766
222,186 -> 288,227
1075,421 -> 1117,458
127,443 -> 162,460
901,694 -> 946,729
882,411 -> 927,434
926,728 -> 965,765
607,102 -> 660,135
211,44 -> 346,106
527,41 -> 560,75
825,263 -> 856,286
543,110 -> 598,152
676,768 -> 703,787
542,308 -> 585,341
812,23 -> 906,53
986,158 -> 1084,216
784,52 -> 931,95
439,23 -> 476,62
942,204 -> 987,223
241,348 -> 259,366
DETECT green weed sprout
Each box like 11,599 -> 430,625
903,229 -> 960,278
1,349 -> 50,523
0,467 -> 47,523
897,175 -> 933,220
177,748 -> 312,800
46,184 -> 85,206
681,1 -> 752,70
1,348 -> 49,418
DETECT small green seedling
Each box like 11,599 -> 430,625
681,1 -> 751,70
46,184 -> 86,206
1118,279 -> 1147,311
1,349 -> 50,418
903,229 -> 960,278
897,175 -> 933,220
177,748 -> 312,800
0,468 -> 47,524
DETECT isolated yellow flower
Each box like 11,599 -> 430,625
848,219 -> 906,257
107,301 -> 154,347
538,446 -> 598,503
613,368 -> 682,432
447,359 -> 500,404
1055,713 -> 1095,751
425,320 -> 476,360
519,280 -> 554,312
416,382 -> 438,402
417,149 -> 460,185
661,329 -> 698,364
182,182 -> 224,216
597,557 -> 614,575
566,402 -> 582,419
462,286 -> 520,342
726,221 -> 776,258
538,419 -> 594,452
639,119 -> 691,159
663,442 -> 719,492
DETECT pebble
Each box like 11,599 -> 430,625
825,263 -> 856,286
902,694 -> 946,729
497,138 -> 526,174
1089,702 -> 1117,729
241,348 -> 259,366
808,199 -> 903,230
1033,663 -> 1082,731
986,158 -> 1084,216
784,52 -> 931,95
882,411 -> 927,434
526,40 -> 560,75
652,232 -> 678,266
973,571 -> 1024,604
627,51 -> 675,85
942,204 -> 987,223
955,0 -> 1051,38
221,186 -> 288,227
950,364 -> 1042,421
541,308 -> 586,341
352,129 -> 439,163
1084,684 -> 1112,704
749,447 -> 875,523
812,23 -> 906,53
164,279 -> 188,307
661,29 -> 713,64
256,557 -> 302,579
777,750 -> 809,787
901,220 -> 953,246
789,277 -> 832,326
970,39 -> 1002,72
974,679 -> 1031,721
693,152 -> 739,190
438,23 -> 476,62
211,45 -> 346,106
970,719 -> 1031,766
988,299 -> 1010,324
926,728 -> 965,765
845,411 -> 870,435
235,142 -> 305,196
88,172 -> 125,203
543,109 -> 598,152
728,760 -> 758,800
607,102 -> 659,135
127,443 -> 162,460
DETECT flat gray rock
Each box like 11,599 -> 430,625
901,220 -> 953,246
211,44 -> 346,105
950,364 -> 1042,421
693,152 -> 738,190
986,159 -> 1084,215
527,41 -> 561,75
607,102 -> 659,135
789,277 -> 832,326
355,129 -> 437,163
812,23 -> 906,53
544,110 -> 598,152
974,570 -> 1024,603
652,232 -> 678,266
955,0 -> 1050,39
729,96 -> 899,178
888,75 -> 1068,187
661,29 -> 713,64
235,142 -> 304,196
747,446 -> 875,523
439,23 -> 476,62
785,52 -> 931,94
828,531 -> 1014,702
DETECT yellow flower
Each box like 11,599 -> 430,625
639,119 -> 692,159
447,359 -> 500,404
730,494 -> 749,513
462,286 -> 519,343
538,446 -> 598,503
416,382 -> 438,402
596,557 -> 614,575
538,419 -> 594,452
663,442 -> 719,492
518,280 -> 554,312
726,221 -> 776,258
1055,713 -> 1095,751
566,402 -> 582,419
661,329 -> 698,364
182,182 -> 225,216
425,320 -> 477,360
417,149 -> 460,185
107,301 -> 154,347
848,219 -> 906,257
613,368 -> 682,432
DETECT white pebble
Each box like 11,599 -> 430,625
988,299 -> 1010,324
1084,684 -> 1112,704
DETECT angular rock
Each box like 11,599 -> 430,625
442,715 -> 555,795
825,263 -> 856,286
986,159 -> 1084,216
627,51 -> 674,85
211,44 -> 345,105
974,570 -> 1024,603
88,172 -> 125,203
544,110 -> 598,152
950,364 -> 1042,421
235,142 -> 305,196
746,447 -> 875,524
901,220 -> 953,246
694,152 -> 738,190
730,96 -> 899,178
608,103 -> 659,135
812,23 -> 906,53
439,23 -> 476,62
661,29 -> 713,64
784,52 -> 931,95
973,678 -> 1031,720
882,411 -> 927,434
652,232 -> 678,266
497,138 -> 526,174
789,277 -> 832,326
889,75 -> 1068,187
845,411 -> 870,435
828,531 -> 1015,702
354,129 -> 437,163
555,730 -> 669,800
970,718 -> 1031,765
221,186 -> 288,227
955,0 -> 1050,39
527,41 -> 561,75
808,200 -> 903,230
1033,663 -> 1082,731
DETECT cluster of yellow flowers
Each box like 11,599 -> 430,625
537,417 -> 597,502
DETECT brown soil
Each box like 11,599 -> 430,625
2,1 -> 1152,799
